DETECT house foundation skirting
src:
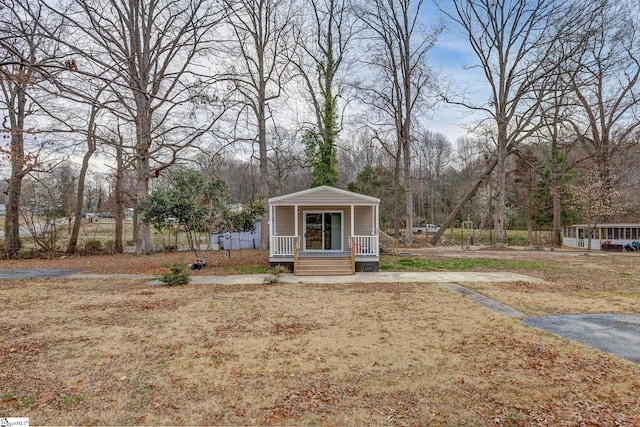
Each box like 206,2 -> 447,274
269,259 -> 379,273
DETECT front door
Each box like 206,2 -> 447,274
304,212 -> 343,251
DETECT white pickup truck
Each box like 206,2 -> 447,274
412,223 -> 440,234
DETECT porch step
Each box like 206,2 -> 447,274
295,257 -> 354,276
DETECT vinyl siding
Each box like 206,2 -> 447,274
271,187 -> 377,206
275,206 -> 376,239
275,206 -> 295,235
354,206 -> 374,235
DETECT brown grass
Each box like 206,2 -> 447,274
1,249 -> 270,275
1,277 -> 639,425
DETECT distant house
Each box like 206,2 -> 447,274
563,223 -> 640,250
268,186 -> 380,275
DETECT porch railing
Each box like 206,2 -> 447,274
294,237 -> 299,275
271,235 -> 296,256
379,230 -> 399,255
271,234 -> 379,257
351,235 -> 379,256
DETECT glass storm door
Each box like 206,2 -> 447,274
305,213 -> 323,250
304,212 -> 342,251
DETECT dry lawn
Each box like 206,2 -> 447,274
0,249 -> 270,276
425,247 -> 640,316
1,276 -> 640,425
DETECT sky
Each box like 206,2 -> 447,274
420,1 -> 489,143
0,0 -> 490,181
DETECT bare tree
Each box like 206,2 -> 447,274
563,1 -> 640,219
42,0 -> 229,254
430,154 -> 497,245
356,0 -> 440,246
413,129 -> 452,224
440,0 -> 560,246
568,168 -> 627,251
293,0 -> 356,187
268,128 -> 308,194
0,1 -> 63,258
221,0 -> 295,249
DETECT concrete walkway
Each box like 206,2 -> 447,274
0,268 -> 80,279
184,271 -> 545,286
2,270 -> 543,284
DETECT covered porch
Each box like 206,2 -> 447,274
268,186 -> 380,275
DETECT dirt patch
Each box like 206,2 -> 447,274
1,279 -> 639,425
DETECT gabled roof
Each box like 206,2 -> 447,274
268,185 -> 380,205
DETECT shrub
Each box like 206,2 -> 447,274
263,265 -> 288,284
84,239 -> 103,255
104,240 -> 115,254
17,248 -> 37,259
503,234 -> 528,246
158,261 -> 190,286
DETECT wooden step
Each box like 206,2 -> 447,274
295,257 -> 354,276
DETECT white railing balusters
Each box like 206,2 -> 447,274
271,236 -> 297,256
272,234 -> 378,256
351,235 -> 379,256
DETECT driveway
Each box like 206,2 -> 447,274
437,283 -> 640,364
523,314 -> 640,364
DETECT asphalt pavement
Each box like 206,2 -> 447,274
524,314 -> 640,364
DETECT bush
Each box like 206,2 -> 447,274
503,234 -> 528,246
17,248 -> 37,259
263,265 -> 288,284
104,240 -> 115,254
84,239 -> 103,255
158,261 -> 190,286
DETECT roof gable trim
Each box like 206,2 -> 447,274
268,185 -> 380,204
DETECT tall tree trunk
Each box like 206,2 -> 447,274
551,139 -> 562,246
258,82 -> 269,250
134,92 -> 153,255
430,156 -> 498,246
494,125 -> 508,246
393,142 -> 402,239
68,117 -> 97,254
114,141 -> 125,253
4,92 -> 27,259
5,171 -> 23,259
135,161 -> 152,254
135,130 -> 153,254
403,130 -> 413,247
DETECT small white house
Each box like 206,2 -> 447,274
563,223 -> 640,250
268,186 -> 380,275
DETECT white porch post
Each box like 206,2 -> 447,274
294,204 -> 299,248
375,204 -> 379,234
351,204 -> 355,241
269,204 -> 274,256
371,205 -> 378,236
